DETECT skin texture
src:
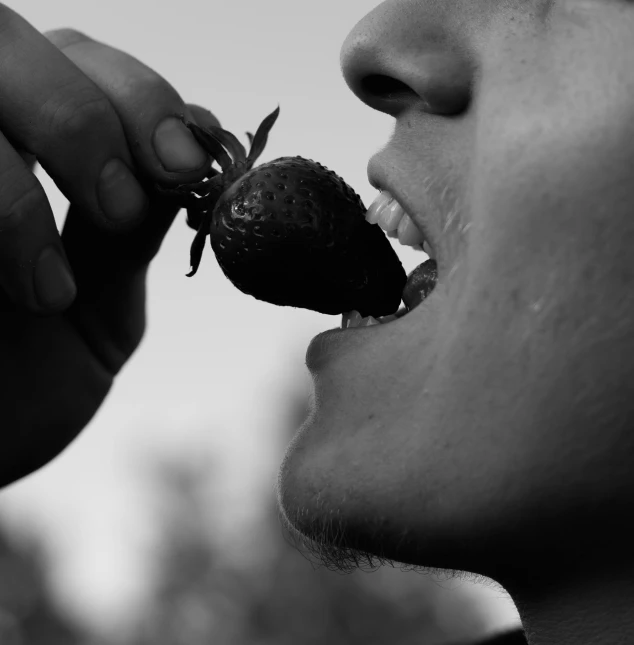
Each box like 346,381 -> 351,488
0,7 -> 220,487
277,1 -> 634,644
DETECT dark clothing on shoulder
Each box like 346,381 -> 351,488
448,628 -> 527,645
472,629 -> 527,645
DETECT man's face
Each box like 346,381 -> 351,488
277,0 -> 634,606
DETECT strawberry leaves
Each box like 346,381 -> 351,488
245,105 -> 280,170
181,107 -> 281,277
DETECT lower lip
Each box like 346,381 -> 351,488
305,326 -> 354,372
305,257 -> 441,371
304,306 -> 408,372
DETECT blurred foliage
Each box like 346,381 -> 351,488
0,527 -> 89,645
0,387 -> 493,645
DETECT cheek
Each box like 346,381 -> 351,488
433,111 -> 634,477
469,108 -> 634,338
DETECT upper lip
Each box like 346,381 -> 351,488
366,152 -> 439,256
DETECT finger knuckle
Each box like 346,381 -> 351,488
0,180 -> 45,231
47,90 -> 113,142
128,74 -> 181,114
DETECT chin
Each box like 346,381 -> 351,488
276,414 -> 489,590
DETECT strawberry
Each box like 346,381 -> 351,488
155,106 -> 406,318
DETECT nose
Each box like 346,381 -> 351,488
339,1 -> 474,118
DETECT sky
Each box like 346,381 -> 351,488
0,0 -> 521,639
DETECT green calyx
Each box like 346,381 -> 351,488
156,105 -> 281,277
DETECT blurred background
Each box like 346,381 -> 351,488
0,0 -> 522,643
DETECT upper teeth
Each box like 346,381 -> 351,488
365,191 -> 435,258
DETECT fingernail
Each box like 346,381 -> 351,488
34,245 -> 77,310
98,159 -> 149,222
153,117 -> 208,172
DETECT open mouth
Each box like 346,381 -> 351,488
341,190 -> 439,330
341,258 -> 438,329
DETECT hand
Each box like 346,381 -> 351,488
0,7 -> 220,487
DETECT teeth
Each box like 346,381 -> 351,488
378,198 -> 405,232
365,190 -> 428,248
423,240 -> 436,259
341,310 -> 382,329
365,191 -> 393,224
358,316 -> 380,327
375,305 -> 408,324
341,303 -> 410,328
397,212 -> 426,246
346,310 -> 362,328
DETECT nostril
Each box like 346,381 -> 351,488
358,61 -> 472,117
361,75 -> 413,101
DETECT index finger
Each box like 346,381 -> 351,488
0,6 -> 151,229
44,28 -> 217,188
